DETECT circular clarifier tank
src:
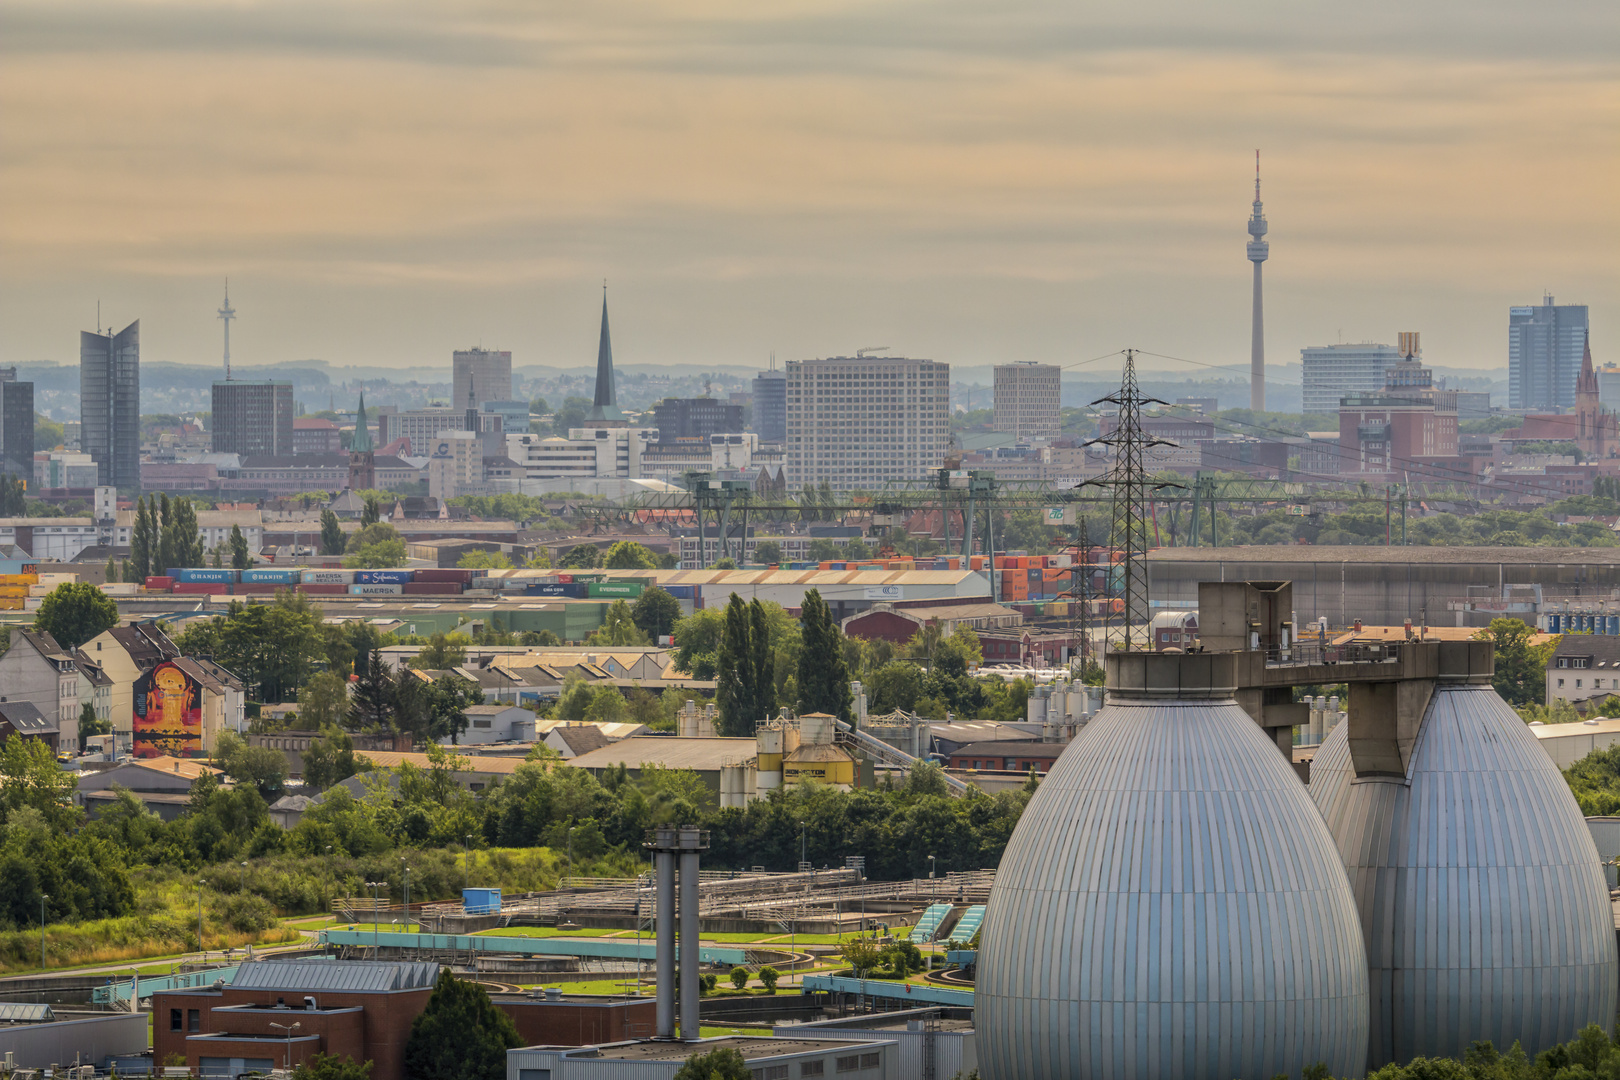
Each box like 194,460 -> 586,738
1310,683 -> 1618,1067
979,693 -> 1370,1080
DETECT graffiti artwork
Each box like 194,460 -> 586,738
132,661 -> 203,758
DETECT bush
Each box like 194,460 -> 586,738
218,892 -> 277,933
700,972 -> 718,994
729,967 -> 748,990
758,966 -> 779,993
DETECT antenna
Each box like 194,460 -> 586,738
1254,149 -> 1261,200
97,300 -> 101,334
218,279 -> 237,381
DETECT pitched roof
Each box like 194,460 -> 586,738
0,700 -> 54,734
113,756 -> 224,781
566,735 -> 757,773
549,724 -> 610,756
352,750 -> 530,775
228,959 -> 438,993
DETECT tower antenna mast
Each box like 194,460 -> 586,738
1246,151 -> 1270,412
218,279 -> 237,381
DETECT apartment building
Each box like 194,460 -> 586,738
785,356 -> 949,492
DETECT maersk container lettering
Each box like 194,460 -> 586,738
349,584 -> 404,595
302,570 -> 355,584
354,570 -> 413,585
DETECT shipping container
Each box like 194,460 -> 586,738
403,582 -> 463,595
144,576 -> 175,590
587,581 -> 644,599
297,584 -> 348,595
664,585 -> 695,599
354,570 -> 413,585
241,568 -> 304,584
170,568 -> 238,584
301,569 -> 355,584
0,574 -> 39,586
411,569 -> 476,585
0,585 -> 30,599
232,584 -> 277,595
172,582 -> 228,594
529,582 -> 588,598
349,584 -> 404,595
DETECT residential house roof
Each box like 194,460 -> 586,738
0,700 -> 55,735
548,724 -> 611,757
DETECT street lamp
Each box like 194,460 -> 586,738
927,855 -> 936,880
269,1021 -> 301,1070
400,860 -> 411,932
365,881 -> 387,957
567,825 -> 576,877
465,834 -> 474,891
39,894 -> 48,970
798,820 -> 807,869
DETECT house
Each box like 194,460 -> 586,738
82,624 -> 181,752
268,793 -> 317,828
0,700 -> 57,752
73,651 -> 113,749
0,630 -> 82,752
76,756 -> 225,821
455,704 -> 536,746
543,723 -> 612,759
82,625 -> 244,757
1547,634 -> 1620,706
151,960 -> 438,1080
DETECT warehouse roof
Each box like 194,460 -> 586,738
1147,545 -> 1620,565
229,959 -> 440,993
353,750 -> 531,775
566,736 -> 757,773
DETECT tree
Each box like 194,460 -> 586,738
402,970 -> 523,1080
806,539 -> 842,562
297,671 -> 351,729
1477,618 -> 1555,706
130,497 -> 154,581
33,583 -> 118,649
842,937 -> 884,977
412,632 -> 469,671
672,608 -> 726,679
293,1053 -> 372,1080
0,475 -> 26,516
758,966 -> 780,993
361,497 -> 380,527
215,730 -> 288,799
349,650 -> 395,732
587,600 -> 651,647
603,540 -> 657,569
715,595 -> 774,737
344,522 -> 407,568
104,557 -> 119,584
631,586 -> 682,642
429,674 -> 484,745
320,509 -> 346,556
672,1047 -> 752,1080
796,589 -> 852,720
78,700 -> 110,739
228,524 -> 253,570
752,540 -> 782,565
164,497 -> 206,568
302,727 -> 362,792
729,966 -> 749,989
559,543 -> 602,569
458,550 -> 513,570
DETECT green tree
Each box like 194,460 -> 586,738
297,671 -> 351,729
412,632 -> 469,671
215,730 -> 288,799
796,588 -> 852,720
104,556 -> 119,584
228,524 -> 253,570
729,966 -> 749,989
402,970 -> 523,1080
0,735 -> 80,828
672,608 -> 726,679
33,582 -> 118,648
806,538 -> 841,562
293,1053 -> 372,1080
715,595 -> 775,737
672,1047 -> 752,1080
344,522 -> 407,568
429,674 -> 485,744
164,497 -> 206,568
33,414 -> 64,452
78,700 -> 110,739
458,550 -> 514,570
1476,618 -> 1555,706
631,586 -> 682,642
320,508 -> 346,556
130,497 -> 154,580
587,600 -> 651,647
752,540 -> 782,565
758,966 -> 780,993
361,497 -> 380,527
302,728 -> 362,792
559,543 -> 602,569
349,650 -> 395,732
603,540 -> 657,569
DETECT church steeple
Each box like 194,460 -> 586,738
348,390 -> 376,491
352,391 -> 373,452
587,285 -> 621,423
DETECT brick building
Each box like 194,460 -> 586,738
947,739 -> 1063,774
152,960 -> 437,1080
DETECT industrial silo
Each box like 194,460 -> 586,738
978,652 -> 1370,1080
1311,683 -> 1618,1066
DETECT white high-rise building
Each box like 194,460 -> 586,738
1301,342 -> 1406,414
993,363 -> 1061,439
786,356 -> 949,491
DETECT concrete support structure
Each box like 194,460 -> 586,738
678,851 -> 700,1040
1247,154 -> 1269,413
645,825 -> 710,1041
654,850 -> 675,1039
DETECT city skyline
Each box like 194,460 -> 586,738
0,1 -> 1612,377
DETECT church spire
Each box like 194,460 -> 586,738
352,391 -> 372,452
588,284 -> 620,422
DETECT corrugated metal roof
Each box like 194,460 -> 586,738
230,960 -> 440,993
0,1002 -> 55,1022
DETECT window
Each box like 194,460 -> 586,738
836,1057 -> 862,1073
751,1067 -> 788,1080
800,1062 -> 825,1077
188,1008 -> 201,1032
860,1054 -> 880,1069
1559,679 -> 1565,688
170,1008 -> 183,1031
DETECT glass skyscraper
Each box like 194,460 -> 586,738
80,320 -> 141,490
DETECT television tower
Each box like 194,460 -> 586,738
1246,151 -> 1269,411
220,278 -> 238,383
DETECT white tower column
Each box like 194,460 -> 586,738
1246,152 -> 1269,412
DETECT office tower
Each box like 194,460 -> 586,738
752,369 -> 787,444
1301,341 -> 1407,413
80,320 -> 141,490
785,355 -> 949,492
1510,296 -> 1590,411
452,348 -> 512,414
348,393 -> 375,491
587,290 -> 622,423
651,398 -> 744,445
210,381 -> 293,457
1247,153 -> 1270,412
0,370 -> 34,480
992,362 -> 1061,439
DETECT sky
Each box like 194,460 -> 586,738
0,0 -> 1615,384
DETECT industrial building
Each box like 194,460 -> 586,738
0,1005 -> 148,1073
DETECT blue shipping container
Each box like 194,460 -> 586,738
529,582 -> 588,598
169,568 -> 238,584
463,887 -> 502,915
664,585 -> 695,599
241,569 -> 303,584
354,570 -> 414,585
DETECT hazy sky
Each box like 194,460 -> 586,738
1,0 -> 1615,383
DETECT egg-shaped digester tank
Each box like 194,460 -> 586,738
978,652 -> 1369,1080
1311,683 -> 1618,1067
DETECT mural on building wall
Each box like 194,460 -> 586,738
133,661 -> 202,758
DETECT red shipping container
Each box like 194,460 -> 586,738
412,569 -> 475,584
172,583 -> 226,594
298,584 -> 347,595
232,584 -> 276,595
403,582 -> 463,595
144,576 -> 175,590
556,574 -> 574,584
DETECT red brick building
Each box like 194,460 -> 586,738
152,960 -> 437,1080
492,991 -> 657,1045
948,739 -> 1063,774
1338,355 -> 1466,481
1506,333 -> 1617,461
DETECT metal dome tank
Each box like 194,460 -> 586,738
978,652 -> 1369,1080
1311,682 -> 1618,1066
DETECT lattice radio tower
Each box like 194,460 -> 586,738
1084,349 -> 1171,651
